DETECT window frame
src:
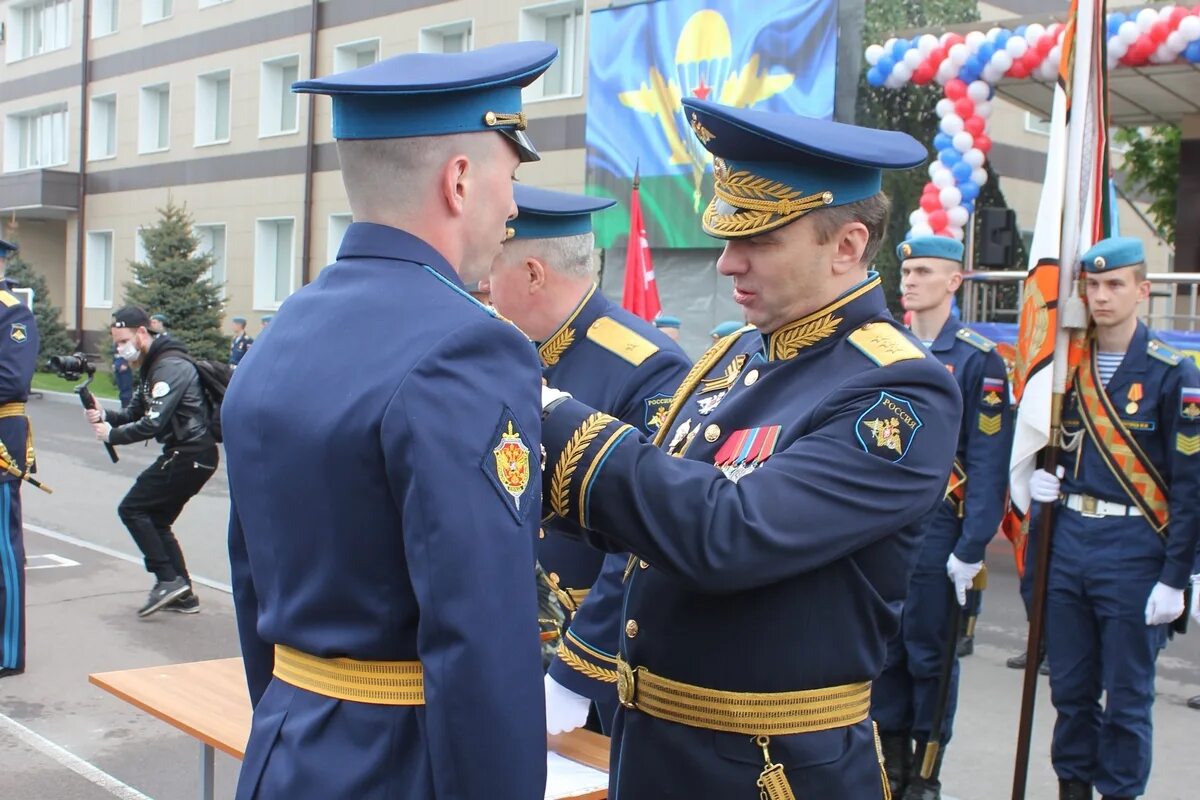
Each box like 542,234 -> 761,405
141,0 -> 173,26
85,229 -> 115,309
259,54 -> 302,139
3,103 -> 70,173
195,222 -> 228,297
519,1 -> 586,102
254,216 -> 297,310
333,38 -> 381,73
195,68 -> 233,147
327,213 -> 353,266
138,82 -> 172,154
91,0 -> 119,38
7,0 -> 72,63
418,19 -> 474,54
88,92 -> 118,161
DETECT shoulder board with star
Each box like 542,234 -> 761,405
0,291 -> 19,308
586,316 -> 659,366
848,322 -> 927,367
1147,338 -> 1184,366
955,327 -> 997,352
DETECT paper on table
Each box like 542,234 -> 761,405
544,751 -> 608,800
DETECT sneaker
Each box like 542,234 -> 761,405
165,593 -> 200,614
138,577 -> 191,618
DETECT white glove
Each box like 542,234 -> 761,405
1191,580 -> 1200,626
946,554 -> 983,606
541,384 -> 571,411
1144,581 -> 1185,626
544,673 -> 590,735
1029,466 -> 1064,503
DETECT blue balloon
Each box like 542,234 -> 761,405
960,182 -> 980,202
940,149 -> 963,167
1015,25 -> 1027,37
933,132 -> 953,151
952,161 -> 974,182
963,199 -> 975,215
979,43 -> 995,62
878,55 -> 895,75
995,30 -> 1011,48
1107,14 -> 1125,36
1186,41 -> 1200,64
867,66 -> 885,87
892,39 -> 910,59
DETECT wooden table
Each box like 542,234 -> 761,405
90,657 -> 608,800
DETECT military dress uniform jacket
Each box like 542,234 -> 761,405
0,281 -> 37,481
224,222 -> 546,800
536,286 -> 690,701
540,275 -> 961,797
1059,322 -> 1200,589
229,334 -> 253,366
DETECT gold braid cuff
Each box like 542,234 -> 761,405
549,412 -> 617,519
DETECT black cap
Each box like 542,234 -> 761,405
112,306 -> 152,329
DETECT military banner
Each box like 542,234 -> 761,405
585,0 -> 838,249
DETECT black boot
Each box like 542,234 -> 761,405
1059,779 -> 1091,800
902,741 -> 944,800
1187,695 -> 1200,710
880,732 -> 912,798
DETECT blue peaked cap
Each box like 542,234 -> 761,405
897,236 -> 964,263
654,315 -> 681,329
509,184 -> 616,239
293,42 -> 557,162
682,99 -> 927,240
1080,237 -> 1144,273
0,239 -> 17,258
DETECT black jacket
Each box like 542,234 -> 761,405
105,334 -> 214,452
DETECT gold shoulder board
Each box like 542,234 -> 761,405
0,291 -> 19,308
1147,339 -> 1184,366
956,327 -> 997,352
587,317 -> 659,366
849,322 -> 926,366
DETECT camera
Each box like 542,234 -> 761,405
48,353 -> 96,382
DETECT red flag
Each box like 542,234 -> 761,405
621,175 -> 661,321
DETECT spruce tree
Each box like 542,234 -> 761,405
123,199 -> 228,361
4,252 -> 74,371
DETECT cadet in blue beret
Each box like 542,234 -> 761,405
0,237 -> 37,680
489,184 -> 691,735
228,316 -> 253,367
653,315 -> 681,342
223,42 -> 558,799
873,234 -> 1011,798
1027,236 -> 1200,800
710,319 -> 744,341
538,99 -> 960,798
148,313 -> 167,334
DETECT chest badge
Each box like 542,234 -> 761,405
699,353 -> 748,394
1126,383 -> 1143,415
714,426 -> 781,482
666,418 -> 698,457
492,420 -> 531,509
1182,387 -> 1200,421
698,391 -> 726,416
982,378 -> 1005,407
856,392 -> 923,463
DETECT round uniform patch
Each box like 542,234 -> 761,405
151,381 -> 171,398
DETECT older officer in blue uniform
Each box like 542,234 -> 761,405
488,184 -> 691,735
223,43 -> 557,800
538,99 -> 961,799
874,235 -> 1011,799
228,316 -> 253,367
1030,237 -> 1200,800
0,238 -> 38,679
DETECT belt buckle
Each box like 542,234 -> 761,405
617,660 -> 637,709
1080,495 -> 1102,518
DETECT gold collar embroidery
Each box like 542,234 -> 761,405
538,284 -> 597,367
764,277 -> 880,361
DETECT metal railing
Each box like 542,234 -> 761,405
962,271 -> 1200,332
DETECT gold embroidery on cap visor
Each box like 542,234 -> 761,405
483,110 -> 528,130
702,159 -> 835,239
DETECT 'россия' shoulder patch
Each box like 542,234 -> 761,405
644,392 -> 673,433
482,407 -> 536,523
855,391 -> 923,463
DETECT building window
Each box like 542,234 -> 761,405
255,218 -> 295,309
327,213 -> 352,265
419,20 -> 472,54
520,2 -> 585,100
86,231 -> 114,308
4,105 -> 69,172
334,39 -> 380,73
8,0 -> 71,61
139,83 -> 171,153
260,55 -> 301,137
88,94 -> 117,161
195,224 -> 227,294
196,70 -> 232,146
133,227 -> 148,266
142,0 -> 172,25
198,0 -> 231,7
92,0 -> 118,37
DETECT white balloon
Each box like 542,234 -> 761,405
933,169 -> 956,189
991,51 -> 1014,72
911,222 -> 935,238
1150,45 -> 1173,64
972,167 -> 989,186
966,31 -> 986,50
904,48 -> 923,69
949,43 -> 970,65
1006,37 -> 1029,58
940,113 -> 965,135
865,44 -> 884,66
928,161 -> 942,179
1179,16 -> 1200,42
964,148 -> 985,168
953,131 -> 975,153
1108,38 -> 1129,59
937,60 -> 958,84
987,27 -> 1003,41
967,80 -> 991,102
884,37 -> 898,52
909,209 -> 925,226
1167,31 -> 1188,53
893,63 -> 914,82
948,206 -> 970,227
1136,8 -> 1158,33
919,34 -> 939,55
936,98 -> 955,118
1025,23 -> 1046,43
974,101 -> 993,119
981,64 -> 1002,83
948,226 -> 965,242
940,186 -> 963,209
1119,20 -> 1140,45
1045,46 -> 1062,75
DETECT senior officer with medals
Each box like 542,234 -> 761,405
487,185 -> 691,734
223,43 -> 557,800
875,236 -> 1011,799
538,99 -> 961,799
1028,237 -> 1200,800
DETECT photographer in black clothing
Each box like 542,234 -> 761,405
84,306 -> 218,617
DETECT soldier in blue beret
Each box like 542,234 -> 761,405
653,315 -> 681,342
222,42 -> 558,799
488,184 -> 691,736
148,313 -> 168,334
710,319 -> 744,341
1028,236 -> 1200,800
538,99 -> 961,798
228,316 -> 253,367
0,237 -> 37,680
873,235 -> 1011,798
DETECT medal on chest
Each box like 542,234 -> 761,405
713,426 -> 781,482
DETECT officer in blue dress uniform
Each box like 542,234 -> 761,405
653,315 -> 682,342
538,99 -> 961,799
0,238 -> 38,679
487,184 -> 691,735
223,42 -> 557,799
1029,237 -> 1200,800
228,316 -> 253,367
874,235 -> 1011,799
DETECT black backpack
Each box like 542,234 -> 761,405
171,353 -> 233,443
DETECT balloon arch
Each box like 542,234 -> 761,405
864,7 -> 1200,241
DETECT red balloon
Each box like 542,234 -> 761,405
974,133 -> 992,153
928,210 -> 949,231
1127,40 -> 1152,64
1150,21 -> 1170,44
944,79 -> 968,100
1022,51 -> 1042,70
928,47 -> 946,65
913,64 -> 935,85
1170,7 -> 1190,26
943,33 -> 964,48
920,193 -> 941,212
1038,35 -> 1056,56
954,97 -> 975,117
964,116 -> 986,136
1009,61 -> 1030,79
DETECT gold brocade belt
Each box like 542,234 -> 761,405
0,402 -> 41,488
273,645 -> 424,706
616,657 -> 871,736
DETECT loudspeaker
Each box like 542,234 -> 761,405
977,208 -> 1017,268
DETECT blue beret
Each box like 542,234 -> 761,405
654,315 -> 681,329
509,185 -> 616,240
897,235 -> 964,263
711,321 -> 744,338
261,315 -> 274,323
0,239 -> 17,257
682,99 -> 927,240
293,42 -> 557,163
1080,237 -> 1144,273
150,313 -> 168,323
232,316 -> 247,324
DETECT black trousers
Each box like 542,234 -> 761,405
118,446 -> 218,583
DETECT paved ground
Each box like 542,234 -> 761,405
1,393 -> 1197,799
